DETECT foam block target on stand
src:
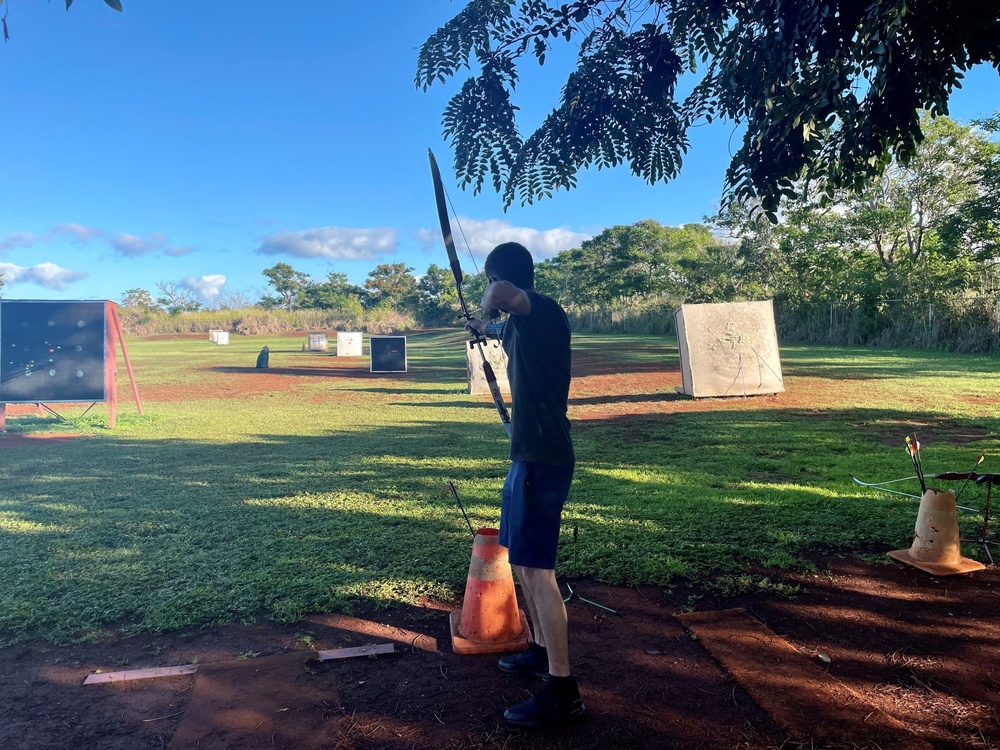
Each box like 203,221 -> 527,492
450,528 -> 530,655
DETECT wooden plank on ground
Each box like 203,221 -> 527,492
83,665 -> 199,685
676,608 -> 932,750
315,643 -> 394,661
84,644 -> 394,685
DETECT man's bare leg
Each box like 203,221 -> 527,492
516,572 -> 546,648
514,565 -> 569,677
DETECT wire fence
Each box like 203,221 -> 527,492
775,296 -> 1000,352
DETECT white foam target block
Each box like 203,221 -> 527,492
466,341 -> 510,396
308,331 -> 329,352
674,300 -> 784,398
336,331 -> 363,357
215,331 -> 230,345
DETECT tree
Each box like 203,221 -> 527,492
417,2 -> 1000,218
0,272 -> 5,297
215,289 -> 256,310
415,263 -> 463,325
364,263 -> 417,310
939,115 -> 1000,278
121,288 -> 158,310
262,262 -> 309,311
2,0 -> 123,41
66,0 -> 123,9
547,220 -> 715,307
698,115 -> 996,311
297,272 -> 366,311
155,281 -> 202,315
837,115 -> 995,272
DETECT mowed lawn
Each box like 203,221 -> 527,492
1,329 -> 998,644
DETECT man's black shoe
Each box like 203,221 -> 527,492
503,675 -> 587,728
498,642 -> 548,677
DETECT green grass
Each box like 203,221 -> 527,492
0,330 -> 997,644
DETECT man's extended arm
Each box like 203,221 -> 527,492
482,280 -> 531,319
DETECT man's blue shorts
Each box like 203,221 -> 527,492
499,460 -> 574,570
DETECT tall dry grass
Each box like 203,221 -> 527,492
118,307 -> 417,337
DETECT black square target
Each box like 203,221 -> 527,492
0,300 -> 108,402
369,336 -> 407,373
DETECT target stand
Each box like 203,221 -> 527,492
0,300 -> 142,431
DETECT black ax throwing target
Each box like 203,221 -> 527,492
0,300 -> 109,402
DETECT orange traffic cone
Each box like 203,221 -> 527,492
888,488 -> 985,575
450,527 -> 530,655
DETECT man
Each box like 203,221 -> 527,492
466,242 -> 584,727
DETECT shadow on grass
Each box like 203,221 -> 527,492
1,404 -> 997,646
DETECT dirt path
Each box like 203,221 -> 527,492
2,554 -> 999,749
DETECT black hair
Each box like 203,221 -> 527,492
484,242 -> 534,289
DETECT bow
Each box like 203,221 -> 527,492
850,473 -> 997,512
428,148 -> 512,438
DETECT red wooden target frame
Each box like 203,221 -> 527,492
0,300 -> 142,431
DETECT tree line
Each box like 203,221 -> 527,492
120,261 -> 472,327
118,114 -> 999,350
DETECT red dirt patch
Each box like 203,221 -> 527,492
678,608 -> 931,749
136,364 -> 378,403
170,651 -> 341,750
3,555 -> 999,749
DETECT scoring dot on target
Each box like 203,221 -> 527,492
75,345 -> 82,352
48,369 -> 56,376
47,321 -> 55,327
76,370 -> 84,378
77,321 -> 85,327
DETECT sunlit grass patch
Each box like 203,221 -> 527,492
0,331 -> 997,644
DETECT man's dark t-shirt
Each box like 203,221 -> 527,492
501,290 -> 574,466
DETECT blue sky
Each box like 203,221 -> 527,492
1,2 -> 998,305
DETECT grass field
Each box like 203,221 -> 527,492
1,330 -> 998,645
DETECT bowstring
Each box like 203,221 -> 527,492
443,186 -> 481,278
441,179 -> 509,368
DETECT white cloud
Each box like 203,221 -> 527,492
110,232 -> 169,257
254,227 -> 397,261
0,231 -> 40,251
182,274 -> 227,300
0,225 -> 192,258
0,261 -> 88,290
0,224 -> 108,252
416,217 -> 591,262
50,223 -> 106,243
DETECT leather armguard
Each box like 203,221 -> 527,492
484,320 -> 506,340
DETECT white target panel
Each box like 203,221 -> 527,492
336,331 -> 362,357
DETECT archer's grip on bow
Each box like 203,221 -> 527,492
465,318 -> 488,337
